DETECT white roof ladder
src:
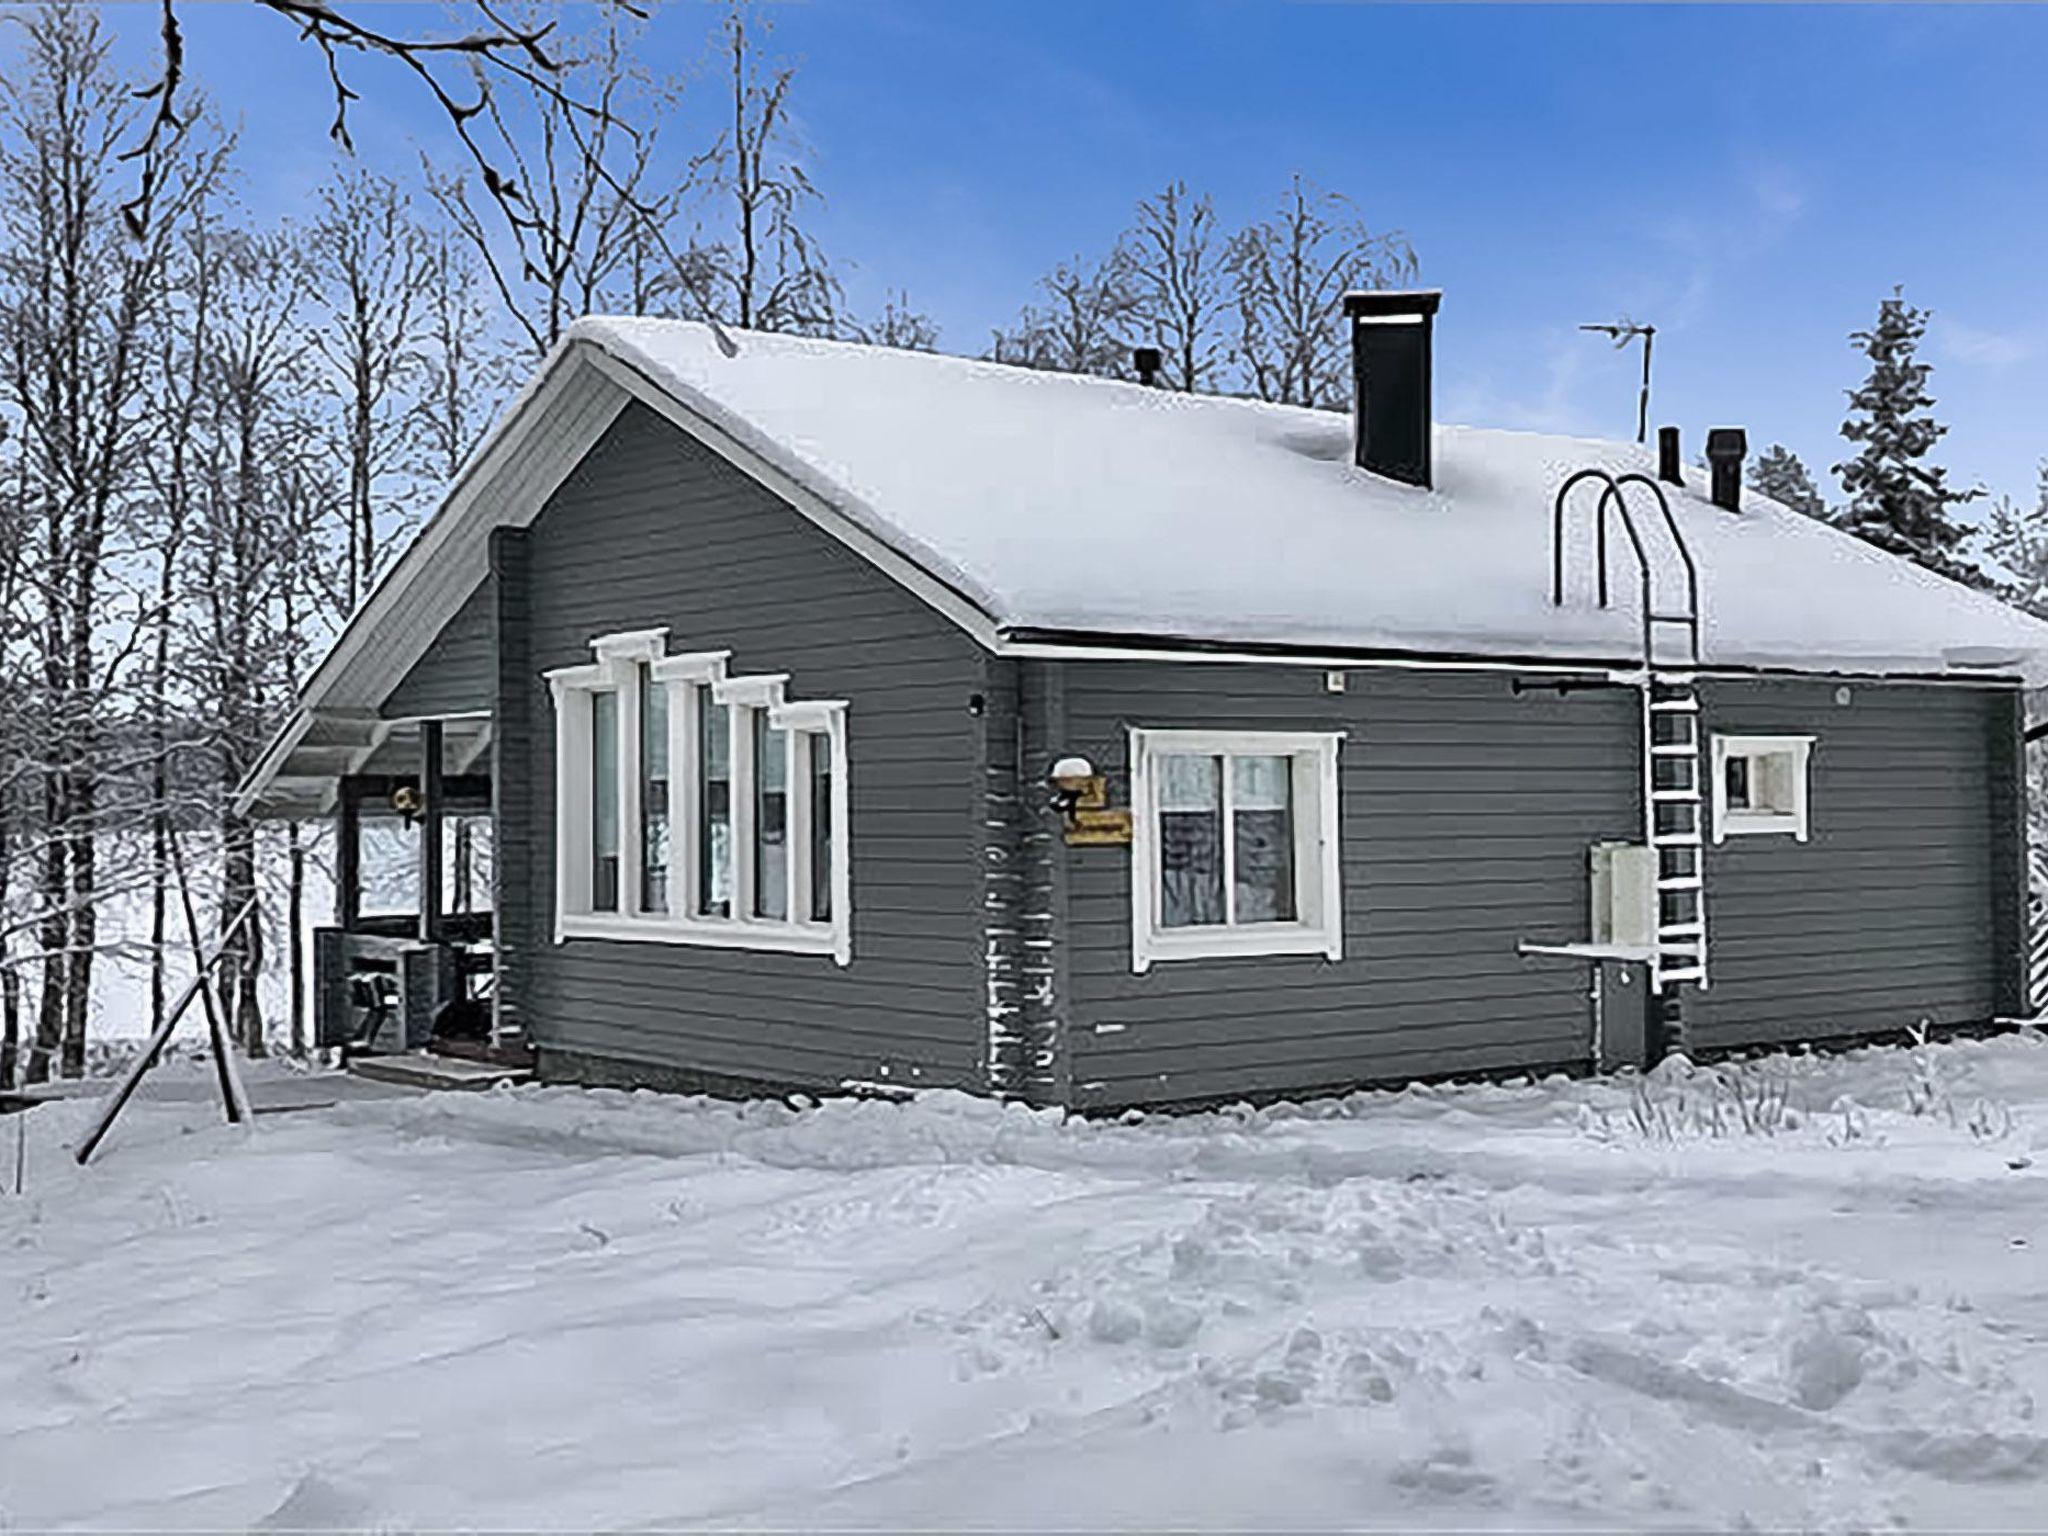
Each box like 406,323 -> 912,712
1551,468 -> 1711,997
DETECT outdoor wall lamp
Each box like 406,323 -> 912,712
1048,755 -> 1132,847
389,784 -> 424,824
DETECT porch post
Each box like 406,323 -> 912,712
336,777 -> 362,932
420,719 -> 445,944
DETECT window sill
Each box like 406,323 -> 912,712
1716,812 -> 1808,842
1134,922 -> 1341,974
556,912 -> 850,965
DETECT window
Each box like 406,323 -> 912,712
754,712 -> 789,921
639,666 -> 669,913
698,686 -> 732,918
591,689 -> 621,911
1130,728 -> 1343,972
546,633 -> 850,963
1710,734 -> 1814,843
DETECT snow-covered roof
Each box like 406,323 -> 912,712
240,316 -> 2048,816
572,317 -> 2048,680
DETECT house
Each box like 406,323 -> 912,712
237,291 -> 2048,1110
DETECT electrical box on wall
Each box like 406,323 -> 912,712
1589,841 -> 1656,948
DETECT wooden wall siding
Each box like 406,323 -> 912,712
1987,689 -> 2029,1020
381,576 -> 496,719
489,528 -> 533,1039
1681,678 -> 2018,1054
1044,663 -> 1643,1110
518,401 -> 989,1091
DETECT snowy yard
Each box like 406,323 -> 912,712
4,1036 -> 2048,1532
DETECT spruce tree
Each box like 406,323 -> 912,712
1749,443 -> 1831,521
1983,461 -> 2048,619
1833,288 -> 1984,584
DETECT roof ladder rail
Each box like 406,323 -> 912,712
1551,466 -> 1712,1002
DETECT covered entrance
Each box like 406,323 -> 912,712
249,709 -> 528,1080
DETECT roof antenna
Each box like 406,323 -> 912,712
1578,317 -> 1655,444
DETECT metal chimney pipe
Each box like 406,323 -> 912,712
1132,346 -> 1163,388
1657,426 -> 1682,486
1341,289 -> 1443,488
1705,428 -> 1748,512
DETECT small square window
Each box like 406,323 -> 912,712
1711,734 -> 1814,842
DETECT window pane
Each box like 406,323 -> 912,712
755,714 -> 789,920
444,814 -> 493,915
698,689 -> 732,917
591,691 -> 619,912
358,816 -> 420,919
808,732 -> 833,923
1159,753 -> 1223,927
1232,754 -> 1297,923
1724,754 -> 1752,811
1756,753 -> 1793,813
640,667 -> 669,913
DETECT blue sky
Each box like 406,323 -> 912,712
100,2 -> 2048,510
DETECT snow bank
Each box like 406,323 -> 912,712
573,318 -> 2048,682
4,1035 -> 2048,1530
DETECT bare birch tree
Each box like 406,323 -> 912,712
695,2 -> 840,335
182,228 -> 321,1057
987,250 -> 1138,378
0,2 -> 224,1080
310,168 -> 433,608
852,290 -> 940,352
1126,181 -> 1227,392
1227,175 -> 1415,408
429,5 -> 698,358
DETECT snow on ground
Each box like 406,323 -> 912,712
4,1035 -> 2048,1532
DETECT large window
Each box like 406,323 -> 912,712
547,632 -> 850,963
1711,733 -> 1813,843
1129,728 -> 1343,973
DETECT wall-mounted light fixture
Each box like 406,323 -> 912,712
1048,755 -> 1132,846
1049,755 -> 1096,820
390,784 -> 424,824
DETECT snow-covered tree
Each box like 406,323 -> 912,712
1833,289 -> 1984,585
1983,462 -> 2048,619
1749,443 -> 1831,522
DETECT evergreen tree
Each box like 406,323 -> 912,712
1983,461 -> 2048,619
1833,288 -> 1984,584
1749,443 -> 1831,521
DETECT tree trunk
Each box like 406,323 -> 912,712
288,824 -> 306,1056
222,808 -> 264,1057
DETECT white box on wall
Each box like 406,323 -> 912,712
1589,841 -> 1656,948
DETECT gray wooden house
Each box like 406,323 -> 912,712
238,292 -> 2048,1110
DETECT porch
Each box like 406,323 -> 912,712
248,709 -> 530,1080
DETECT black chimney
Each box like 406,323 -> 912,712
1342,289 -> 1441,488
1705,427 -> 1748,512
1132,346 -> 1163,387
1657,426 -> 1682,486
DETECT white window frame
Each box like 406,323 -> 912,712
1710,733 -> 1814,843
1128,727 -> 1344,974
546,632 -> 851,964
